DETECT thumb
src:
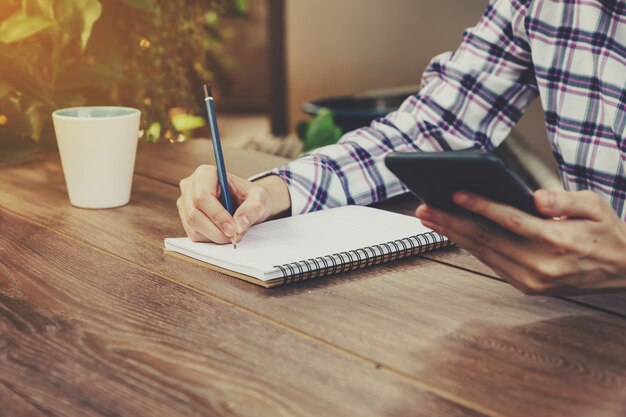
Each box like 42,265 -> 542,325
232,186 -> 269,234
534,189 -> 605,220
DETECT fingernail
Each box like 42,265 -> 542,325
222,222 -> 235,237
421,220 -> 439,231
417,208 -> 433,222
455,192 -> 472,206
539,190 -> 555,208
235,215 -> 249,233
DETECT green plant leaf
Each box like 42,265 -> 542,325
205,11 -> 219,26
146,122 -> 161,141
302,108 -> 343,152
171,114 -> 205,132
235,0 -> 247,14
0,42 -> 55,108
113,0 -> 157,12
0,11 -> 54,43
24,101 -> 46,142
0,93 -> 35,141
52,0 -> 102,50
75,0 -> 102,50
27,0 -> 55,19
296,120 -> 310,140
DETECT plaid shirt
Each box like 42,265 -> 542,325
267,0 -> 626,220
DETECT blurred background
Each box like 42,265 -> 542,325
0,0 -> 557,183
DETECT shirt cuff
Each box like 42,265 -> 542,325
248,166 -> 308,217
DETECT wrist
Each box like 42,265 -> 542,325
619,220 -> 626,271
255,175 -> 292,219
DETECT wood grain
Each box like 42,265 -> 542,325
0,383 -> 48,417
135,140 -> 289,186
135,140 -> 626,316
0,209 -> 478,417
372,194 -> 626,316
1,151 -> 626,416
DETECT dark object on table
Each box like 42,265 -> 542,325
302,87 -> 419,132
385,151 -> 544,217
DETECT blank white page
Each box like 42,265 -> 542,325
164,205 -> 435,280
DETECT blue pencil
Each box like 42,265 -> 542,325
203,84 -> 237,249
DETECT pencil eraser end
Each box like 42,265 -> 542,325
203,84 -> 212,98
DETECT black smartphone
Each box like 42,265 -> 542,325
384,151 -> 542,217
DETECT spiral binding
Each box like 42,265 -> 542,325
274,231 -> 451,285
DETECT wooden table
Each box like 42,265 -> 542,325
1,140 -> 625,417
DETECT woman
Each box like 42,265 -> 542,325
178,0 -> 626,295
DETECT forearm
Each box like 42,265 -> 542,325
274,133 -> 413,214
260,0 -> 538,216
419,189 -> 626,295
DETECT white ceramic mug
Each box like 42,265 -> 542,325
52,106 -> 141,209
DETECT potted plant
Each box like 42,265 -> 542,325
0,0 -> 246,164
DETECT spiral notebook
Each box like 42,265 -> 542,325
164,205 -> 451,288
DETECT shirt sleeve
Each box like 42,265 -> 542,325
259,0 -> 539,215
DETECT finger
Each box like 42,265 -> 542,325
181,182 -> 231,244
227,174 -> 270,232
235,228 -> 249,243
191,175 -> 238,238
444,215 -> 586,291
452,191 -> 580,250
418,204 -> 521,248
488,263 -> 556,295
186,164 -> 220,198
415,204 -> 428,220
186,200 -> 232,243
190,164 -> 232,208
227,174 -> 252,206
421,207 -> 589,294
183,196 -> 231,244
232,186 -> 269,234
418,206 -> 559,274
420,216 -> 558,295
177,197 -> 207,242
534,189 -> 605,221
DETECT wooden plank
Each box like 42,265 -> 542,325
0,209 -> 478,417
135,140 -> 289,186
372,194 -> 626,316
0,383 -> 48,417
136,140 -> 626,316
2,154 -> 626,416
